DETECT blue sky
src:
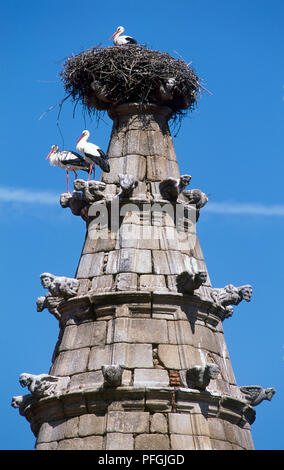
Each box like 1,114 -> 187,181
0,0 -> 283,450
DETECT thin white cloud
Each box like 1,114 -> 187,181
204,202 -> 284,216
0,186 -> 58,205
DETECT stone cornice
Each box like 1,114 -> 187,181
56,290 -> 226,328
18,386 -> 255,437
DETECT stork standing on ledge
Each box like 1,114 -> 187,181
46,145 -> 91,193
76,130 -> 110,181
109,26 -> 137,46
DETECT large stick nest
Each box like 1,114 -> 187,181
60,45 -> 200,118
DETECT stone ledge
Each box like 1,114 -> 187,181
18,386 -> 255,437
57,290 -> 224,327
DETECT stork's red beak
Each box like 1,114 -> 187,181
46,149 -> 53,159
76,134 -> 83,144
109,30 -> 117,40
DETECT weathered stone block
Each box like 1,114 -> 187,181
135,434 -> 170,450
118,248 -> 152,273
124,130 -> 149,156
36,441 -> 58,450
193,435 -> 212,450
76,253 -> 105,278
107,411 -> 150,433
91,275 -> 114,293
112,343 -> 153,368
112,318 -> 168,344
51,348 -> 90,376
140,275 -> 168,292
177,345 -> 203,370
57,436 -> 103,450
65,417 -> 79,438
191,413 -> 210,436
78,414 -> 105,436
170,434 -> 195,450
88,345 -> 112,371
59,322 -> 107,351
69,371 -> 104,390
83,235 -> 116,254
105,251 -> 118,274
211,439 -> 234,450
157,344 -> 181,369
150,413 -> 168,434
207,418 -> 227,441
106,433 -> 134,450
146,155 -> 168,181
115,273 -> 138,291
168,413 -> 193,435
134,369 -> 169,387
37,420 -> 66,443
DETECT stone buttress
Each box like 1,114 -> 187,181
15,104 -> 258,450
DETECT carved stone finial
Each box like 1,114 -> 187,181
40,273 -> 79,300
240,386 -> 276,407
176,270 -> 207,295
102,365 -> 123,387
159,175 -> 192,202
210,284 -> 252,318
186,363 -> 220,390
73,179 -> 106,203
19,373 -> 60,398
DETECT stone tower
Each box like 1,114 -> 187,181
12,48 -> 275,451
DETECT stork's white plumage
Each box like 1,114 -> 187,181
76,130 -> 110,180
46,145 -> 90,193
109,26 -> 137,46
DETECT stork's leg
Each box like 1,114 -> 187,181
66,170 -> 70,193
88,164 -> 93,182
93,166 -> 95,180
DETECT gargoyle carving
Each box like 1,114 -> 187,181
211,284 -> 252,318
19,373 -> 60,398
186,363 -> 220,390
102,365 -> 123,387
176,270 -> 207,295
240,386 -> 276,407
60,191 -> 88,219
117,173 -> 138,198
11,394 -> 34,409
159,175 -> 192,202
73,179 -> 106,203
36,295 -> 62,320
183,189 -> 208,221
40,273 -> 79,300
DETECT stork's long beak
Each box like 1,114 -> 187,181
76,134 -> 84,144
46,149 -> 53,159
109,30 -> 118,40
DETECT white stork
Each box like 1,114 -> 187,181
76,130 -> 110,180
109,26 -> 137,46
46,145 -> 90,193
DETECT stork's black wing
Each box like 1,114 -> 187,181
126,37 -> 137,44
85,149 -> 110,173
60,151 -> 90,171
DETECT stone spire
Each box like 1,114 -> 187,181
12,47 -> 274,451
